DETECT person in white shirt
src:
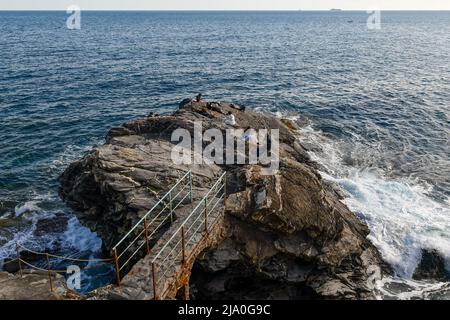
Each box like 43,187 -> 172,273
242,127 -> 258,145
224,111 -> 236,126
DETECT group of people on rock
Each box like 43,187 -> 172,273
194,93 -> 258,146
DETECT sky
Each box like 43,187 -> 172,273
1,0 -> 449,11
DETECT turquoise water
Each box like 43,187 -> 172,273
0,11 -> 449,297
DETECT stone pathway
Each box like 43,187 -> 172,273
103,194 -> 225,300
0,270 -> 68,300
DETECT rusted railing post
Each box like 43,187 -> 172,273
181,227 -> 186,265
152,262 -> 158,300
113,248 -> 121,286
169,191 -> 173,223
15,242 -> 23,278
144,218 -> 150,255
189,171 -> 193,203
45,253 -> 54,292
223,175 -> 227,208
204,198 -> 208,234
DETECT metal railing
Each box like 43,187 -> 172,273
150,171 -> 226,299
3,170 -> 226,299
10,242 -> 113,293
112,170 -> 193,284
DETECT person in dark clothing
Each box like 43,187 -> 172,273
230,103 -> 246,112
196,93 -> 202,102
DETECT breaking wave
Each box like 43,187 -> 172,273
295,124 -> 450,299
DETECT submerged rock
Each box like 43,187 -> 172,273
34,214 -> 70,236
59,98 -> 390,299
413,249 -> 449,281
2,250 -> 41,274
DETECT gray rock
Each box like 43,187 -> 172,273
413,249 -> 449,281
34,214 -> 69,236
196,239 -> 241,273
3,251 -> 40,274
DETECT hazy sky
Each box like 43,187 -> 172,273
1,0 -> 449,11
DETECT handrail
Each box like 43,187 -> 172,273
152,172 -> 225,262
112,170 -> 193,284
149,172 -> 227,299
17,243 -> 113,262
8,169 -> 226,298
155,191 -> 225,283
13,242 -> 114,294
113,170 -> 192,250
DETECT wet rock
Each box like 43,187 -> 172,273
0,218 -> 17,228
179,98 -> 193,109
2,260 -> 20,274
413,249 -> 449,281
34,214 -> 70,236
3,250 -> 41,274
281,119 -> 299,131
0,225 -> 13,247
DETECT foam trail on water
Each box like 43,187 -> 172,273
14,201 -> 41,217
1,194 -> 102,269
0,198 -> 44,263
0,223 -> 37,266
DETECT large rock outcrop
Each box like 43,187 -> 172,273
191,165 -> 387,299
189,138 -> 389,299
59,98 -> 390,299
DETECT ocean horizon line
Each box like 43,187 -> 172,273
1,9 -> 450,12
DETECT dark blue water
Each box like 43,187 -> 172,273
0,11 -> 449,297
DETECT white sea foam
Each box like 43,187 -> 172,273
0,220 -> 37,266
62,216 -> 102,254
2,137 -> 106,291
13,191 -> 59,217
60,217 -> 109,293
14,201 -> 42,217
296,125 -> 450,279
324,170 -> 450,277
374,277 -> 450,300
2,191 -> 103,268
49,141 -> 100,174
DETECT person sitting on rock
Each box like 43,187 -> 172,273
224,111 -> 236,126
195,93 -> 202,102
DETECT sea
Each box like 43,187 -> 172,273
0,11 -> 449,298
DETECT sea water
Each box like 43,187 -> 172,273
0,11 -> 449,298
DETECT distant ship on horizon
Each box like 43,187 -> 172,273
330,8 -> 343,12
